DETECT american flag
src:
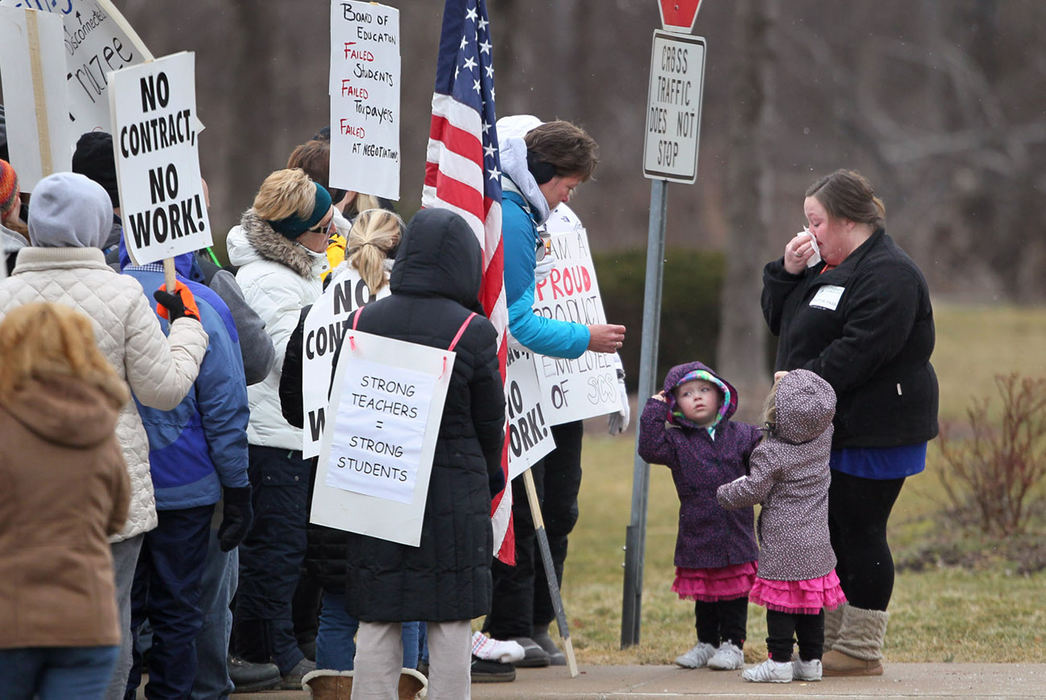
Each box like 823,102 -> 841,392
422,0 -> 513,563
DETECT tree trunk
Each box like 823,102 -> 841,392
716,0 -> 776,422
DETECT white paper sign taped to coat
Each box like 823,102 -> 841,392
505,341 -> 555,480
532,205 -> 621,424
311,329 -> 452,547
301,264 -> 389,458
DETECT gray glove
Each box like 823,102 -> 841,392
607,360 -> 630,435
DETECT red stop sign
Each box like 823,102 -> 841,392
659,0 -> 702,33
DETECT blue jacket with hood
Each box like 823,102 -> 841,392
120,250 -> 249,508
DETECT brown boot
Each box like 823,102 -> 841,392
823,606 -> 888,677
302,669 -> 354,699
398,667 -> 427,699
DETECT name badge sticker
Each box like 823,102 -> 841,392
809,285 -> 845,311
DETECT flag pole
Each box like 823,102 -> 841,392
522,469 -> 579,678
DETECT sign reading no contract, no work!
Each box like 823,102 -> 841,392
643,31 -> 706,184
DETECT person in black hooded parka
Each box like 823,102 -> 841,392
345,208 -> 505,699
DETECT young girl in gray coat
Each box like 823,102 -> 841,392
717,369 -> 847,683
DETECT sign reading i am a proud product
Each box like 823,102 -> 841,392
312,330 -> 452,547
108,51 -> 211,265
329,1 -> 400,200
532,205 -> 621,425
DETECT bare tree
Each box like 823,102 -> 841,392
716,0 -> 776,420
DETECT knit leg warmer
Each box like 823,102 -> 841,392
823,603 -> 846,651
822,606 -> 889,677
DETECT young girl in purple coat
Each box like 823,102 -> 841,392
638,361 -> 762,671
718,370 -> 847,683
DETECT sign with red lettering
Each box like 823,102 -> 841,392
643,30 -> 706,184
530,204 -> 621,425
329,1 -> 400,200
658,0 -> 702,34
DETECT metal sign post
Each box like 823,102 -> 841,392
621,0 -> 705,648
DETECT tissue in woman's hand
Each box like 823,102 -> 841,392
799,229 -> 821,267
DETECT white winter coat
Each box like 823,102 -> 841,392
227,211 -> 325,449
0,247 -> 208,541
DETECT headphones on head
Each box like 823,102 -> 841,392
526,149 -> 557,185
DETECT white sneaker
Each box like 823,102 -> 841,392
742,658 -> 793,683
470,631 -> 525,664
707,642 -> 744,670
674,642 -> 717,668
792,657 -> 823,681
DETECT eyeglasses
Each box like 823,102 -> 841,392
307,216 -> 334,236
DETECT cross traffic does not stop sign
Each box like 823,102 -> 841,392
642,31 -> 706,184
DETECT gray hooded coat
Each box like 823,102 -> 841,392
717,369 -> 838,581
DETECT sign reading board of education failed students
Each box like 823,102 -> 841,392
312,330 -> 452,547
109,51 -> 211,265
329,1 -> 401,201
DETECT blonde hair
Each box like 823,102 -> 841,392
0,302 -> 129,407
346,208 -> 403,294
762,377 -> 780,432
252,168 -> 316,221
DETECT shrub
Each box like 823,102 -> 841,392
937,373 -> 1046,536
593,248 -> 724,391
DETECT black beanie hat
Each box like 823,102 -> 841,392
72,131 -> 119,208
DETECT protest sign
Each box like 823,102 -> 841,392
0,7 -> 70,189
532,205 -> 621,424
301,265 -> 390,458
0,0 -> 149,134
312,330 -> 452,547
506,341 -> 556,480
108,51 -> 211,265
329,1 -> 400,200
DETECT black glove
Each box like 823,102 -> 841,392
218,486 -> 254,552
153,281 -> 200,322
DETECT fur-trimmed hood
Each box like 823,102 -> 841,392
227,209 -> 326,279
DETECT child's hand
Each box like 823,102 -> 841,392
651,390 -> 667,402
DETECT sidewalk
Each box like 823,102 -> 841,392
217,663 -> 1046,698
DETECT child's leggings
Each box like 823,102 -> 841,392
765,609 -> 825,662
695,597 -> 747,648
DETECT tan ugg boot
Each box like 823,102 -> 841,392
302,669 -> 354,699
823,602 -> 846,651
398,667 -> 428,699
822,606 -> 888,676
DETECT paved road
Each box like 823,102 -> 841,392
209,663 -> 1046,698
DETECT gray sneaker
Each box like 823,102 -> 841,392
280,657 -> 316,690
508,636 -> 551,667
674,642 -> 717,668
532,631 -> 566,666
792,657 -> 823,681
707,642 -> 744,670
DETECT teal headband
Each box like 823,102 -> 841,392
267,182 -> 333,239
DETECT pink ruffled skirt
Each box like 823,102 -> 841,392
671,562 -> 758,602
748,570 -> 847,615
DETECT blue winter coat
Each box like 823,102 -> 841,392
121,255 -> 249,509
503,187 -> 590,358
637,361 -> 762,570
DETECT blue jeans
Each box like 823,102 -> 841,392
191,519 -> 237,699
0,645 -> 119,700
316,592 -> 420,671
126,505 -> 214,698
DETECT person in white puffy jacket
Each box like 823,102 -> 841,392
0,172 -> 208,700
225,168 -> 331,688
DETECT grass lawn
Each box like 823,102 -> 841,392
551,301 -> 1046,664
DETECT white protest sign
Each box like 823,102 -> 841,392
301,264 -> 389,458
506,342 -> 555,480
532,205 -> 621,425
108,52 -> 211,265
329,1 -> 400,200
0,0 -> 150,134
0,7 -> 70,190
312,330 -> 452,547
